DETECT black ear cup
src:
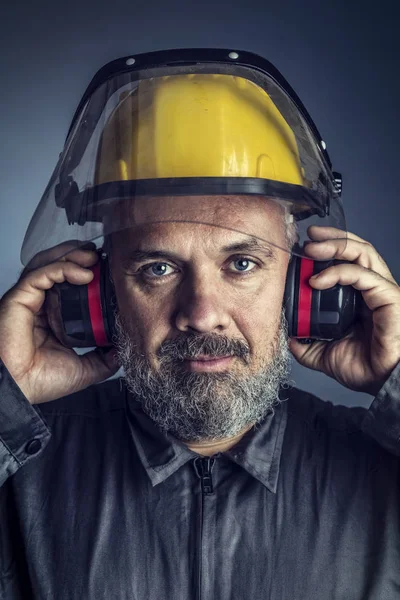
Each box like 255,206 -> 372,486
49,252 -> 363,349
47,251 -> 117,348
284,255 -> 362,340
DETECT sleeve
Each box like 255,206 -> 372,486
0,358 -> 51,488
360,360 -> 400,457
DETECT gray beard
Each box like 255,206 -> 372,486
112,308 -> 293,442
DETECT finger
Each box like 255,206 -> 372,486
304,238 -> 398,285
307,225 -> 365,243
10,261 -> 94,316
61,247 -> 99,267
22,240 -> 97,273
18,244 -> 99,281
288,336 -> 328,367
79,347 -> 120,388
309,263 -> 400,313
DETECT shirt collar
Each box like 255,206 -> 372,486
124,384 -> 288,494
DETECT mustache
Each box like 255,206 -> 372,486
157,334 -> 251,363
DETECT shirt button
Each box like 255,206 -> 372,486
25,439 -> 42,455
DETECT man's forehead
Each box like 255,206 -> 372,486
118,227 -> 275,255
107,194 -> 286,248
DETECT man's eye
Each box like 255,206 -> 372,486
138,257 -> 258,280
228,257 -> 257,273
141,262 -> 175,278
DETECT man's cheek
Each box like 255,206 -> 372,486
241,295 -> 276,331
240,303 -> 280,353
133,311 -> 170,354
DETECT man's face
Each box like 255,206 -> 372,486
109,195 -> 293,442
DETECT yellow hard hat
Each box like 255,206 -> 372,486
21,49 -> 345,269
95,74 -> 305,188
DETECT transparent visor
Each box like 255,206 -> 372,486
21,62 -> 347,271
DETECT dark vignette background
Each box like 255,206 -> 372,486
0,0 -> 398,408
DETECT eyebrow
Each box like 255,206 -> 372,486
222,237 -> 277,259
124,236 -> 277,264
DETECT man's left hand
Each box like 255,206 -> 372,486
288,226 -> 400,396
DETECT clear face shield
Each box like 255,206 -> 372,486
20,49 -> 346,271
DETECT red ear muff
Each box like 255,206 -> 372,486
46,250 -> 117,348
47,251 -> 363,349
284,255 -> 363,341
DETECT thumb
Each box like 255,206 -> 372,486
80,346 -> 121,386
288,337 -> 324,371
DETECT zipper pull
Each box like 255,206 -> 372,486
194,457 -> 215,495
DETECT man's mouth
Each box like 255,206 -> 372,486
183,355 -> 233,372
186,355 -> 231,361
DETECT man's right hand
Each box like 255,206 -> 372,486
0,242 -> 120,405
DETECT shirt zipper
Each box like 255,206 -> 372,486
194,456 -> 215,494
193,456 -> 215,600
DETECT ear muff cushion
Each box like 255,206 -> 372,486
296,258 -> 314,337
284,256 -> 315,338
284,256 -> 301,337
87,255 -> 117,347
87,261 -> 109,346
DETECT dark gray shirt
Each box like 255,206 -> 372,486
1,357 -> 400,599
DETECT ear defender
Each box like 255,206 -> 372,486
46,251 -> 117,349
284,255 -> 363,342
48,251 -> 363,349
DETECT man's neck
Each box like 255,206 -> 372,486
184,423 -> 254,456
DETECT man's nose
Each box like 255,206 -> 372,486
174,274 -> 232,333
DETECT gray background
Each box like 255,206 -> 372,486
1,0 -> 398,408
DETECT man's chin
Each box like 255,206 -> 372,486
122,361 -> 287,442
114,306 -> 293,441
